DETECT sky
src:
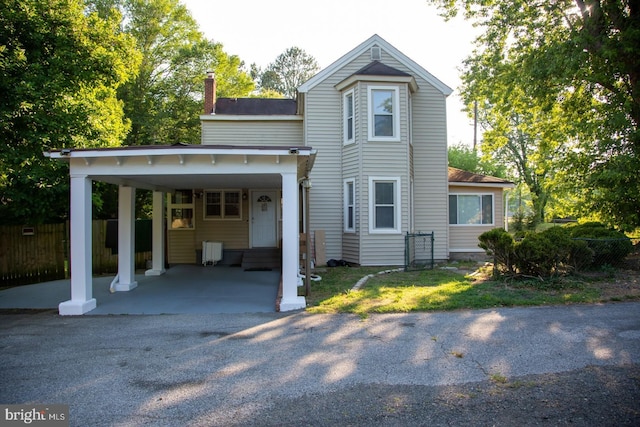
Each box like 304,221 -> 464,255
182,0 -> 481,146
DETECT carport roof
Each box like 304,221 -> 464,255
44,143 -> 317,191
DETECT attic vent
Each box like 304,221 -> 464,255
371,46 -> 381,61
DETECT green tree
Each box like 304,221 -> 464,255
429,0 -> 640,230
86,0 -> 255,219
259,47 -> 320,98
0,0 -> 139,224
109,0 -> 254,146
448,143 -> 507,178
473,83 -> 565,225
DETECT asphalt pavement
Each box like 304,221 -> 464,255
1,302 -> 639,426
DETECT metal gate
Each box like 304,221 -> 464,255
405,232 -> 434,271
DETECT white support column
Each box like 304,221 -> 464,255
145,191 -> 166,276
114,185 -> 138,291
59,175 -> 96,315
279,172 -> 306,311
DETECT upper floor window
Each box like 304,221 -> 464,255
343,90 -> 355,145
368,85 -> 400,142
369,177 -> 401,234
204,190 -> 242,220
449,194 -> 493,225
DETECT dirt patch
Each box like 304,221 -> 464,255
462,260 -> 640,302
595,269 -> 640,300
571,253 -> 640,301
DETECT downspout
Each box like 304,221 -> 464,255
504,189 -> 511,232
109,274 -> 119,293
302,150 -> 317,296
303,178 -> 312,296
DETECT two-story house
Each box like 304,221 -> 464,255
47,34 -> 512,315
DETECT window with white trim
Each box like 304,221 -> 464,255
343,90 -> 355,145
369,177 -> 401,233
204,190 -> 242,220
449,194 -> 493,225
368,85 -> 400,141
169,190 -> 194,229
344,178 -> 355,232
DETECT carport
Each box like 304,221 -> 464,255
44,144 -> 316,315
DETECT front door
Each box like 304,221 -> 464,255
251,191 -> 278,247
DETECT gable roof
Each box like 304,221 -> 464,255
298,34 -> 452,96
448,167 -> 514,187
215,98 -> 297,115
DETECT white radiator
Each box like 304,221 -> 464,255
202,241 -> 223,265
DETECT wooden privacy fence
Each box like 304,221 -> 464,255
0,220 -> 152,287
0,223 -> 67,287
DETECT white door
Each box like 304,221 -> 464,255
251,191 -> 278,247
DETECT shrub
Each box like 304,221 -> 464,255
510,211 -> 526,234
478,228 -> 514,277
567,222 -> 633,266
513,232 -> 552,277
513,227 -> 593,278
568,240 -> 594,271
478,225 -> 615,280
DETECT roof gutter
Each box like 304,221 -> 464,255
44,145 -> 315,160
449,181 -> 515,189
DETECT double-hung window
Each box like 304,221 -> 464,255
449,194 -> 493,225
368,85 -> 400,141
169,190 -> 194,229
344,178 -> 355,232
369,177 -> 401,233
343,90 -> 355,145
204,190 -> 242,220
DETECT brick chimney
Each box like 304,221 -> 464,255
204,71 -> 216,114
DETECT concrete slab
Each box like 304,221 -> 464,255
0,265 -> 280,314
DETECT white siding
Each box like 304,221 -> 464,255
202,120 -> 302,146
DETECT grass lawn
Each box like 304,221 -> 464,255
304,265 -> 640,316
